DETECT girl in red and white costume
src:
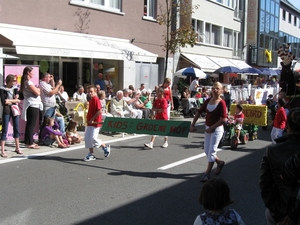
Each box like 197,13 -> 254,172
190,82 -> 227,182
270,98 -> 287,144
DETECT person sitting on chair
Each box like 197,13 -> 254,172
234,104 -> 244,143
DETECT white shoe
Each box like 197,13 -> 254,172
144,142 -> 153,149
162,142 -> 168,148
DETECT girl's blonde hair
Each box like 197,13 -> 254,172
98,90 -> 106,99
46,117 -> 55,126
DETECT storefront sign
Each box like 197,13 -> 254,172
230,104 -> 267,126
4,65 -> 40,141
101,117 -> 191,137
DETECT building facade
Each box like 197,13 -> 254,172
0,0 -> 167,95
177,0 -> 250,85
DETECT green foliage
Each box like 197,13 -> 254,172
157,0 -> 199,78
157,0 -> 199,54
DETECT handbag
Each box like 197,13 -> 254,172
11,104 -> 20,116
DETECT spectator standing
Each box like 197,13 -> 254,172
193,178 -> 245,225
190,82 -> 227,182
172,84 -> 180,97
104,74 -> 113,91
270,98 -> 287,144
260,107 -> 300,225
94,72 -> 106,91
73,85 -> 87,102
144,87 -> 169,149
0,75 -> 22,157
20,66 -> 43,149
83,86 -> 111,161
162,78 -> 174,118
189,77 -> 199,97
223,86 -> 231,113
40,72 -> 65,134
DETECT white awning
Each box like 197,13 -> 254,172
226,59 -> 251,69
181,53 -> 220,73
206,56 -> 237,67
0,23 -> 157,63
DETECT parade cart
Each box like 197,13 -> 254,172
219,104 -> 268,149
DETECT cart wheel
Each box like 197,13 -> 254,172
242,133 -> 249,144
262,125 -> 268,130
230,135 -> 238,149
253,132 -> 258,140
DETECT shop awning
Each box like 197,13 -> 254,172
0,23 -> 157,63
181,53 -> 220,73
226,59 -> 251,69
207,56 -> 237,67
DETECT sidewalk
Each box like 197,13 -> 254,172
0,117 -> 204,161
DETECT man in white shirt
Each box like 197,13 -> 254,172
73,85 -> 87,102
189,77 -> 199,98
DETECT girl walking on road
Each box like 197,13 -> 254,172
190,82 -> 227,182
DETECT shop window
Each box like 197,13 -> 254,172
143,0 -> 156,19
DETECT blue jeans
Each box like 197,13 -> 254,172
44,107 -> 65,134
1,112 -> 20,141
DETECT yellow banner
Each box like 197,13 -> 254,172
230,104 -> 267,126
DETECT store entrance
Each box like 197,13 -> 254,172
62,62 -> 78,98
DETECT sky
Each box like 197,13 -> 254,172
288,0 -> 300,10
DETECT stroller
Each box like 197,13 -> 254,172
56,96 -> 72,124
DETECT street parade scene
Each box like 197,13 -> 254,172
1,0 -> 300,225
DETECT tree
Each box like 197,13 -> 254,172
157,0 -> 199,78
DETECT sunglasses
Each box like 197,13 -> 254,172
13,80 -> 17,82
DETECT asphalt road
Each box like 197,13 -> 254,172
0,124 -> 273,225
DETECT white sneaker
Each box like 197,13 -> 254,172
144,142 -> 153,149
83,153 -> 96,161
103,145 -> 111,157
162,142 -> 168,148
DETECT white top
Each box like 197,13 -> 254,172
59,91 -> 69,102
193,209 -> 245,225
189,79 -> 199,92
73,92 -> 87,102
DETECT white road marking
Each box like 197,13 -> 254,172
0,134 -> 147,165
157,149 -> 223,170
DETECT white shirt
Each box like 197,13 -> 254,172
73,92 -> 87,101
59,91 -> 69,102
189,79 -> 199,92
